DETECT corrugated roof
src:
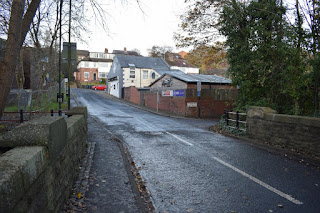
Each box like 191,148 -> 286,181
169,73 -> 231,84
150,73 -> 232,86
156,69 -> 185,76
115,55 -> 171,71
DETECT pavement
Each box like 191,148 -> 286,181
62,91 -> 154,213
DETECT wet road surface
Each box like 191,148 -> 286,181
73,88 -> 320,213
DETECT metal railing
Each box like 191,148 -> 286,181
1,110 -> 66,123
224,110 -> 247,132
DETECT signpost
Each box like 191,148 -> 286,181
197,81 -> 201,117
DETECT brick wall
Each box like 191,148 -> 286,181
140,88 -> 236,118
247,107 -> 320,159
123,87 -> 140,105
0,107 -> 88,213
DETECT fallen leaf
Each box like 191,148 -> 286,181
277,204 -> 283,208
170,200 -> 175,204
186,208 -> 194,212
269,210 -> 273,212
77,192 -> 82,199
95,184 -> 99,187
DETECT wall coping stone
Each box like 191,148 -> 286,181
66,115 -> 86,139
65,106 -> 87,121
247,106 -> 320,128
0,146 -> 47,212
265,113 -> 320,128
247,106 -> 277,119
0,116 -> 67,160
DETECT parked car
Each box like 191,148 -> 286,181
92,85 -> 107,91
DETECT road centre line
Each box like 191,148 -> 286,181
166,132 -> 194,146
212,157 -> 303,205
135,118 -> 155,129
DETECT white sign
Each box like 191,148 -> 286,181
162,90 -> 173,96
187,102 -> 197,107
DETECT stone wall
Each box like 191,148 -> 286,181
247,107 -> 320,159
0,107 -> 88,213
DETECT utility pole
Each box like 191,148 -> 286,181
58,0 -> 63,116
67,0 -> 71,110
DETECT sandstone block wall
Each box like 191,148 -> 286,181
247,107 -> 320,159
0,107 -> 88,213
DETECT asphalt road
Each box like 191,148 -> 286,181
73,88 -> 320,213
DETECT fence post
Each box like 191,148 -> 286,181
236,111 -> 239,128
51,109 -> 54,116
225,110 -> 229,126
20,109 -> 23,123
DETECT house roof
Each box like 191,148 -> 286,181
150,72 -> 232,87
84,58 -> 113,63
112,50 -> 141,56
115,55 -> 171,71
165,52 -> 197,68
77,50 -> 89,57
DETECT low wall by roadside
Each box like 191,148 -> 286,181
0,106 -> 88,213
247,107 -> 320,159
142,88 -> 236,118
123,87 -> 140,105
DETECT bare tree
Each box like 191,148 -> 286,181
0,0 -> 41,118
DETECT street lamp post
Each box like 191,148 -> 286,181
67,0 -> 71,110
58,0 -> 63,116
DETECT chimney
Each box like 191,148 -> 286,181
124,47 -> 127,52
105,48 -> 108,53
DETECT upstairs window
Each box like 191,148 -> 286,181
129,65 -> 135,78
84,72 -> 89,78
143,70 -> 148,79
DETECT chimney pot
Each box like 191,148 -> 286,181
105,48 -> 108,53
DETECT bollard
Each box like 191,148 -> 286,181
20,109 -> 23,123
51,109 -> 54,116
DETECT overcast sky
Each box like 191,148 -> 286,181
76,0 -> 298,56
77,0 -> 187,56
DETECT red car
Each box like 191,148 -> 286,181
92,85 -> 107,91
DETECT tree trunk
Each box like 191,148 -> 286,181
0,0 -> 25,118
0,0 -> 41,118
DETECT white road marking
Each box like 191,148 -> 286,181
135,118 -> 155,129
212,157 -> 303,205
166,132 -> 194,146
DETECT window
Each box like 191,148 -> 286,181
98,72 -> 107,78
143,70 -> 148,79
151,72 -> 156,79
130,67 -> 135,78
84,62 -> 89,67
84,72 -> 89,78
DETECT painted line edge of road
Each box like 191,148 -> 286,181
166,132 -> 194,146
212,156 -> 304,205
